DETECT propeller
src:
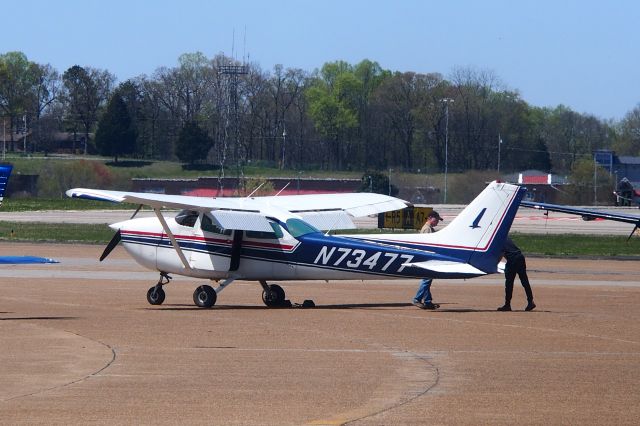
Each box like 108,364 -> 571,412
100,230 -> 122,261
99,205 -> 142,262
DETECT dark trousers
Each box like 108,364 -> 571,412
504,256 -> 533,304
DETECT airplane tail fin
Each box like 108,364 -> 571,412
0,164 -> 13,207
422,181 -> 526,273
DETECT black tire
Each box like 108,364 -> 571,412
262,284 -> 285,307
193,285 -> 217,308
147,286 -> 166,305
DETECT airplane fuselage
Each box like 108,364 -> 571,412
117,215 -> 481,282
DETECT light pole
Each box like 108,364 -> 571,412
593,155 -> 597,206
388,169 -> 392,195
2,117 -> 6,161
441,98 -> 454,203
280,126 -> 287,170
498,133 -> 502,174
23,115 -> 27,154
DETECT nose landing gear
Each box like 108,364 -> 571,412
147,272 -> 171,305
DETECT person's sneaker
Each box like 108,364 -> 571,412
422,302 -> 439,310
412,300 -> 425,308
497,304 -> 511,311
525,302 -> 536,311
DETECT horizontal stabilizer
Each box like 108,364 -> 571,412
404,260 -> 486,275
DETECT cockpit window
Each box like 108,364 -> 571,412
175,209 -> 199,227
285,218 -> 320,237
201,214 -> 232,235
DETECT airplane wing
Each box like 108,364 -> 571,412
66,188 -> 410,231
521,201 -> 640,225
520,200 -> 640,239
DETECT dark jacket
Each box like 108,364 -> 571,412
503,237 -> 524,263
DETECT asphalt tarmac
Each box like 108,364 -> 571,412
0,243 -> 639,424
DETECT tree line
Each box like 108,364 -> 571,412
1,50 -> 639,177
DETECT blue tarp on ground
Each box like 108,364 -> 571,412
0,256 -> 58,264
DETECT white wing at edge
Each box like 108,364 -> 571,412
66,188 -> 410,219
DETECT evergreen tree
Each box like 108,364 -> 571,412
359,171 -> 398,196
531,137 -> 552,172
95,93 -> 136,162
175,121 -> 213,165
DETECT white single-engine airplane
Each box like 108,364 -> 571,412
66,181 -> 525,308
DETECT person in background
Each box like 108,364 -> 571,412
412,210 -> 443,310
497,237 -> 536,312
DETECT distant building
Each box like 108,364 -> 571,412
504,170 -> 568,203
594,149 -> 640,185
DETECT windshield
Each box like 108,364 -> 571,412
175,210 -> 198,227
285,218 -> 320,238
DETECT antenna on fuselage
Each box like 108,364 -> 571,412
275,182 -> 290,196
246,182 -> 265,198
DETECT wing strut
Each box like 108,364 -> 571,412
130,204 -> 143,219
153,208 -> 192,271
229,230 -> 243,271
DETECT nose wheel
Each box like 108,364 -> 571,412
147,272 -> 171,305
147,286 -> 166,305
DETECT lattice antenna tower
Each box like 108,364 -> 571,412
219,60 -> 248,195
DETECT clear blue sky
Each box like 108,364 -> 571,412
3,0 -> 639,120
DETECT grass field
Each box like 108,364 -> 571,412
0,221 -> 638,258
1,198 -> 133,211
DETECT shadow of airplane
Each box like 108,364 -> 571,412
148,303 -> 548,313
0,316 -> 78,321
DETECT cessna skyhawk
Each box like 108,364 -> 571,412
66,181 -> 525,308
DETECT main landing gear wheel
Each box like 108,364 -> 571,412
147,286 -> 166,305
262,284 -> 286,307
193,285 -> 217,308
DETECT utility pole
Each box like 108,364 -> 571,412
498,133 -> 502,173
441,98 -> 454,204
281,126 -> 287,170
594,155 -> 597,206
23,115 -> 27,154
2,117 -> 6,161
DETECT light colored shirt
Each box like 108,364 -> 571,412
420,222 -> 435,233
